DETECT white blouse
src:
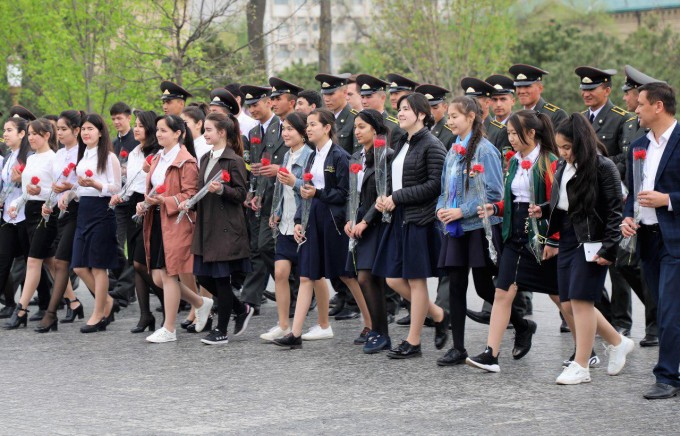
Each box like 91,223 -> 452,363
557,163 -> 576,211
16,150 -> 56,203
1,150 -> 24,223
280,146 -> 304,235
150,144 -> 181,189
391,143 -> 409,192
309,139 -> 332,189
75,147 -> 121,197
52,145 -> 79,200
511,145 -> 540,203
194,135 -> 211,167
125,145 -> 149,195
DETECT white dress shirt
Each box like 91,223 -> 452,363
310,139 -> 332,189
15,150 -> 56,203
193,135 -> 211,167
1,150 -> 25,223
281,146 -> 304,235
589,105 -> 604,122
557,163 -> 576,211
640,120 -> 677,224
52,145 -> 79,201
150,144 -> 181,189
125,145 -> 149,195
511,145 -> 541,203
238,111 -> 258,137
391,142 -> 409,192
75,147 -> 121,197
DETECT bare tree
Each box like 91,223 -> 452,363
318,0 -> 332,72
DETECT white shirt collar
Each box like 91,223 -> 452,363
160,143 -> 181,163
646,120 -> 677,148
210,147 -> 225,159
589,105 -> 604,120
516,143 -> 541,164
261,114 -> 275,132
84,146 -> 98,158
317,139 -> 332,155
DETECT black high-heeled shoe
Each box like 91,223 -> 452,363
60,298 -> 84,324
4,304 -> 28,330
106,299 -> 120,323
34,311 -> 59,333
130,315 -> 156,333
80,317 -> 108,333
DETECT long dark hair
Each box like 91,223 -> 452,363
309,108 -> 337,145
205,112 -> 243,157
28,118 -> 58,152
6,117 -> 31,165
450,96 -> 485,190
355,109 -> 388,168
134,110 -> 160,157
183,106 -> 207,135
77,114 -> 113,173
555,113 -> 605,218
283,111 -> 309,144
156,114 -> 196,158
508,110 -> 559,183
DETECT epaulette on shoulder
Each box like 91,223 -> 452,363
349,109 -> 359,116
490,119 -> 505,129
580,109 -> 588,115
611,106 -> 628,117
386,115 -> 398,124
625,115 -> 638,123
543,102 -> 560,112
444,124 -> 453,132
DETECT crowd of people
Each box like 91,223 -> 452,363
1,63 -> 678,400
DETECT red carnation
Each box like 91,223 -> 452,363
16,164 -> 26,173
278,167 -> 289,174
62,167 -> 72,177
521,159 -> 532,170
120,150 -> 129,159
505,150 -> 516,161
146,155 -> 154,165
221,170 -> 231,183
454,144 -> 466,156
68,162 -> 76,169
471,163 -> 485,173
350,163 -> 362,174
31,176 -> 40,185
251,137 -> 261,145
633,149 -> 647,160
85,169 -> 94,178
303,173 -> 313,182
155,184 -> 167,195
260,158 -> 271,167
373,138 -> 386,148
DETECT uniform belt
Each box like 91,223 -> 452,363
639,223 -> 660,233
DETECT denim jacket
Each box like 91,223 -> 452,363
273,144 -> 314,218
435,137 -> 503,231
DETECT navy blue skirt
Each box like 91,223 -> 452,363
346,221 -> 382,274
438,225 -> 502,273
299,198 -> 352,280
71,196 -> 120,270
275,234 -> 299,264
193,254 -> 252,279
496,241 -> 558,294
372,205 -> 441,279
557,217 -> 607,302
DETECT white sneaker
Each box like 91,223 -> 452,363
605,335 -> 635,376
556,362 -> 591,385
260,325 -> 291,342
301,324 -> 334,341
146,327 -> 177,343
193,297 -> 214,333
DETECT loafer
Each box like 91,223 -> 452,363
512,319 -> 537,360
386,340 -> 421,359
640,334 -> 659,347
643,383 -> 680,400
334,307 -> 360,321
396,314 -> 410,326
436,348 -> 468,366
466,309 -> 491,325
433,312 -> 450,350
363,333 -> 391,354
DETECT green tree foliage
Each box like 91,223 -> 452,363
276,61 -> 320,90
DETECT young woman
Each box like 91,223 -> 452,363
182,105 -> 211,164
63,114 -> 121,333
35,110 -> 87,332
0,117 -> 32,322
6,119 -> 59,329
181,112 -> 253,345
531,113 -> 634,384
466,110 -> 566,371
372,93 -> 449,359
274,108 -> 371,349
262,112 -> 314,342
345,109 -> 394,353
139,114 -> 212,343
110,110 -> 164,333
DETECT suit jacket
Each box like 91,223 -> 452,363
335,104 -> 358,155
582,99 -> 631,178
431,117 -> 455,151
534,97 -> 568,129
624,123 -> 680,258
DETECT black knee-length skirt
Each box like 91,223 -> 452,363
71,197 -> 120,269
438,224 -> 502,274
25,200 -> 58,259
52,201 -> 78,261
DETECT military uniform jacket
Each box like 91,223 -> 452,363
485,115 -> 512,157
382,111 -> 405,151
335,104 -> 358,155
431,117 -> 455,151
534,97 -> 568,129
582,100 -> 630,178
247,116 -> 289,217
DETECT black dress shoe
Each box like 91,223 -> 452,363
334,307 -> 360,321
131,315 -> 156,333
263,290 -> 277,302
643,383 -> 680,400
29,309 -> 46,322
396,314 -> 410,326
424,317 -> 435,328
466,309 -> 491,325
108,290 -> 130,306
329,294 -> 340,308
512,319 -> 537,360
180,318 -> 194,329
387,340 -> 422,359
640,334 -> 659,347
436,348 -> 468,366
107,299 -> 120,323
560,318 -> 571,333
34,312 -> 59,333
328,299 -> 346,316
4,304 -> 28,329
61,299 -> 84,323
434,312 -> 450,350
615,326 -> 631,337
273,332 -> 302,349
80,317 -> 108,333
260,295 -> 268,305
0,305 -> 16,319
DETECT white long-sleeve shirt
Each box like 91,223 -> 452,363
125,145 -> 149,195
52,145 -> 79,201
15,150 -> 56,203
75,147 -> 121,197
1,150 -> 25,223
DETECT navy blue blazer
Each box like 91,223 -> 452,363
624,122 -> 680,257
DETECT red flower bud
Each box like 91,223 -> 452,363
521,160 -> 532,170
373,138 -> 386,148
155,184 -> 167,194
62,167 -> 72,177
505,150 -> 516,161
221,170 -> 231,183
303,172 -> 313,182
471,163 -> 485,173
251,137 -> 261,145
31,176 -> 40,185
146,155 -> 154,165
260,158 -> 271,166
16,164 -> 26,173
85,169 -> 94,177
350,163 -> 363,174
454,144 -> 466,156
278,167 -> 289,174
120,150 -> 129,159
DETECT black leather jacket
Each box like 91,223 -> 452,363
542,155 -> 623,262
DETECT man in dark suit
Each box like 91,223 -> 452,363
622,82 -> 680,399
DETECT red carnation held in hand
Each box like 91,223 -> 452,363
62,167 -> 72,177
155,184 -> 167,195
521,159 -> 532,170
251,137 -> 261,145
16,164 -> 26,173
373,138 -> 386,148
221,170 -> 231,183
68,162 -> 76,169
31,176 -> 40,185
120,150 -> 129,159
85,169 -> 94,178
303,173 -> 313,182
454,144 -> 466,156
146,155 -> 154,165
471,163 -> 485,173
260,158 -> 271,166
278,167 -> 289,174
350,163 -> 363,174
633,149 -> 647,160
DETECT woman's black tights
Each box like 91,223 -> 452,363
197,275 -> 245,334
134,261 -> 163,321
358,270 -> 388,336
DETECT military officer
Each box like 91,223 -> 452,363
386,73 -> 419,111
415,84 -> 455,150
160,80 -> 192,116
461,77 -> 510,157
508,64 -> 568,129
208,88 -> 240,115
269,77 -> 303,122
346,74 -> 364,113
355,74 -> 405,149
485,74 -> 516,156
